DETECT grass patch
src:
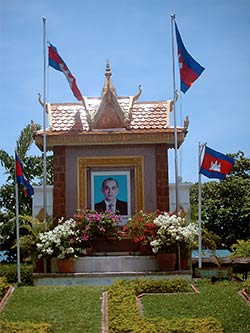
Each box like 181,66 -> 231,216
142,279 -> 250,333
0,286 -> 104,333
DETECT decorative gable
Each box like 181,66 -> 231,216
35,60 -> 187,150
91,60 -> 131,130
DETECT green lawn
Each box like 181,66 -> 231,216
142,279 -> 250,333
0,286 -> 104,333
0,280 -> 250,333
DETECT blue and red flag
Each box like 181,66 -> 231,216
200,146 -> 235,180
48,43 -> 83,101
15,153 -> 34,197
175,22 -> 205,93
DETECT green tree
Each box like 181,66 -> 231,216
190,151 -> 250,248
0,123 -> 53,261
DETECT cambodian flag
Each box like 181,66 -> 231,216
48,43 -> 83,101
175,22 -> 205,93
15,153 -> 34,197
200,146 -> 235,180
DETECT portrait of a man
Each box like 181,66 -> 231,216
94,177 -> 128,215
91,170 -> 131,219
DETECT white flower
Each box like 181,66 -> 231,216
36,218 -> 79,259
150,213 -> 198,253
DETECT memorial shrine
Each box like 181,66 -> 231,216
33,61 -> 191,284
34,61 -> 188,220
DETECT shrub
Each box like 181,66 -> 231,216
131,277 -> 191,295
0,321 -> 53,333
0,264 -> 33,285
108,278 -> 223,333
0,277 -> 9,301
231,239 -> 250,257
243,279 -> 250,296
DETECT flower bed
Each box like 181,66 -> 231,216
0,321 -> 53,333
107,278 -> 223,333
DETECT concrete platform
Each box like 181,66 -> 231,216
34,255 -> 192,286
33,271 -> 192,286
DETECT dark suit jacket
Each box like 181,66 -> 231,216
95,199 -> 128,215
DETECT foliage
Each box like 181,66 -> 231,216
0,123 -> 53,262
124,210 -> 159,253
74,208 -> 122,241
201,228 -> 222,250
17,215 -> 51,261
150,213 -> 198,253
130,277 -> 191,295
0,214 -> 17,262
36,209 -> 122,259
230,239 -> 250,257
108,278 -> 223,333
0,321 -> 53,333
243,279 -> 250,296
0,264 -> 33,285
190,150 -> 250,248
36,218 -> 81,260
0,277 -> 9,301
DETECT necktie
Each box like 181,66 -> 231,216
108,203 -> 114,212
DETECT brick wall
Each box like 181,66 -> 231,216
156,144 -> 169,211
53,146 -> 66,218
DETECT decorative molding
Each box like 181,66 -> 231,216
36,130 -> 186,151
78,156 -> 144,211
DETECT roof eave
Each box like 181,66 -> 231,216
34,128 -> 187,151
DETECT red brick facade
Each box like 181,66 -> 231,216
53,146 -> 66,218
156,144 -> 169,211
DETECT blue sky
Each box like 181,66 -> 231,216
0,0 -> 249,187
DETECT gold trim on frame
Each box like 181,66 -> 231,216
78,156 -> 144,211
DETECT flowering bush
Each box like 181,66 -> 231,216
74,208 -> 122,241
150,212 -> 198,254
124,210 -> 159,253
36,209 -> 122,260
36,218 -> 81,260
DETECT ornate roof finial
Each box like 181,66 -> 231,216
105,59 -> 111,80
101,59 -> 117,96
132,84 -> 142,102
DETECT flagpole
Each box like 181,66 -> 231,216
171,14 -> 179,212
42,16 -> 47,225
198,142 -> 206,268
15,151 -> 21,284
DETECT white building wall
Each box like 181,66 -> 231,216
32,185 -> 53,220
32,183 -> 192,220
169,182 -> 193,220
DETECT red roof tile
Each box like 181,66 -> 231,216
47,99 -> 171,133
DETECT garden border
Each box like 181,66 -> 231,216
103,279 -> 224,333
0,286 -> 14,312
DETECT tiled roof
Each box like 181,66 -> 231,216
47,99 -> 171,133
131,102 -> 168,130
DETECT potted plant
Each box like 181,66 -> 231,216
36,218 -> 82,272
73,208 -> 123,253
16,215 -> 51,272
124,210 -> 159,254
150,212 -> 198,270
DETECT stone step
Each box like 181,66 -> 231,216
74,255 -> 158,273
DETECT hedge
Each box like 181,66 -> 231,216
243,279 -> 250,296
0,264 -> 33,285
0,321 -> 53,333
0,277 -> 10,301
108,278 -> 224,333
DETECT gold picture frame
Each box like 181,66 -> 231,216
78,156 -> 144,212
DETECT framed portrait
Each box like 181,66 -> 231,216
91,170 -> 131,225
78,156 -> 144,225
